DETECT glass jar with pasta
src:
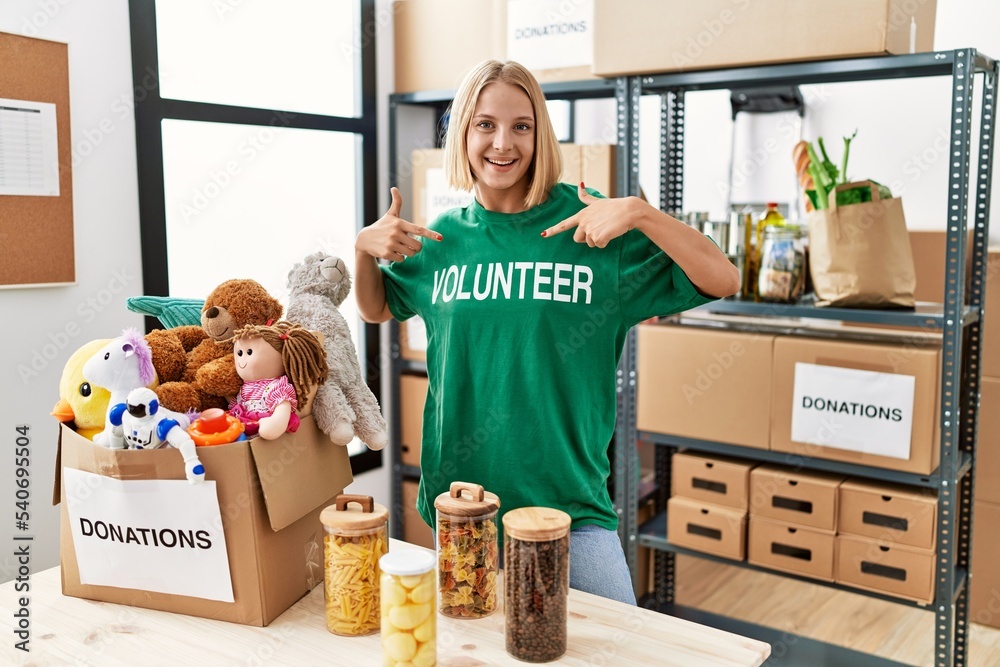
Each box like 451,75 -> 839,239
434,481 -> 500,619
320,494 -> 389,636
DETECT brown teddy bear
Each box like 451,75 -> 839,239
151,279 -> 284,413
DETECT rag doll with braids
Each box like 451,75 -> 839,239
229,322 -> 328,440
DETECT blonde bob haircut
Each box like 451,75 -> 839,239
443,60 -> 562,210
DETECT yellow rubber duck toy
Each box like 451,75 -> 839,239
51,339 -> 113,440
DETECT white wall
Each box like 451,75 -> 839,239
0,0 -> 144,581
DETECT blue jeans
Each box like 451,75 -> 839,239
569,525 -> 637,606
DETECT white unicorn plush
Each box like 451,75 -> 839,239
83,328 -> 157,450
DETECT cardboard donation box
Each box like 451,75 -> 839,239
393,0 -> 500,93
838,479 -> 937,550
771,336 -> 941,475
748,517 -> 836,582
54,415 -> 353,626
410,149 -> 475,230
394,0 -> 599,93
671,452 -> 754,510
970,501 -> 1000,629
749,466 -> 844,533
402,480 -> 433,549
982,249 -> 1000,378
637,325 -> 775,450
836,534 -> 935,604
593,0 -> 937,76
667,496 -> 746,561
400,374 -> 428,468
399,316 -> 427,362
976,378 -> 1000,503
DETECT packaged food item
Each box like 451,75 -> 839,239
502,507 -> 571,663
380,550 -> 436,667
434,481 -> 500,619
747,202 -> 785,300
320,494 -> 389,637
757,225 -> 807,303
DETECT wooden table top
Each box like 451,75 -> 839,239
1,541 -> 770,666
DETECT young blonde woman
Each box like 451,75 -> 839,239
355,60 -> 739,604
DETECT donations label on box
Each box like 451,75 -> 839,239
507,0 -> 594,71
424,168 -> 474,224
791,362 -> 915,460
64,468 -> 234,602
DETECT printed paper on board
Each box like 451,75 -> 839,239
63,468 -> 234,602
791,362 -> 916,460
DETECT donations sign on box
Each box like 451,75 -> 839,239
790,362 -> 916,460
63,468 -> 234,602
507,0 -> 595,71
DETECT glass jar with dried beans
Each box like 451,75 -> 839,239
319,494 -> 389,637
434,481 -> 500,619
502,507 -> 571,663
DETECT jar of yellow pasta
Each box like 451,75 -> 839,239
320,494 -> 389,636
380,550 -> 436,667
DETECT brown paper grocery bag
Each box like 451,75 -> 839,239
807,181 -> 916,308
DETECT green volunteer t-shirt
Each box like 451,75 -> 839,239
382,182 -> 714,542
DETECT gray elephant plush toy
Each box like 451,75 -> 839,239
286,252 -> 388,451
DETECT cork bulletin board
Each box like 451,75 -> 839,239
0,31 -> 74,287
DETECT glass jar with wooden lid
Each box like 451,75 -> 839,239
502,506 -> 572,662
433,481 -> 500,618
319,494 -> 389,636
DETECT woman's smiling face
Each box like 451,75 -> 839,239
466,81 -> 536,213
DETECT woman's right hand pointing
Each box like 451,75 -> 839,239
356,187 -> 443,262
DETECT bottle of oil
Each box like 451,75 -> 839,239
737,211 -> 756,300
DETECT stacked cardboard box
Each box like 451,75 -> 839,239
393,0 -> 598,94
835,479 -> 937,604
748,466 -> 843,582
398,375 -> 432,549
393,0 -> 936,90
667,452 -> 754,561
637,325 -> 775,451
971,292 -> 1000,627
592,1 -> 936,76
402,479 -> 433,550
637,321 -> 942,477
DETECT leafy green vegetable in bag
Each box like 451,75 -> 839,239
802,130 -> 891,210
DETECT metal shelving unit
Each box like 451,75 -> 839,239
386,78 -> 633,542
623,49 -> 997,667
